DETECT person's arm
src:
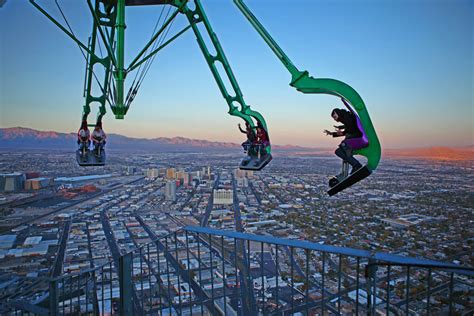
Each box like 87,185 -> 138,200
332,130 -> 345,137
324,128 -> 345,137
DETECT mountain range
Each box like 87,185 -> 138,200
1,127 -> 472,160
0,127 -> 310,152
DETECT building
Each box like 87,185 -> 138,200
146,168 -> 159,179
183,173 -> 192,186
165,181 -> 176,201
126,166 -> 137,175
0,235 -> 16,249
24,177 -> 51,190
236,177 -> 248,187
235,169 -> 253,179
54,174 -> 112,187
166,168 -> 176,180
0,173 -> 25,192
214,189 -> 233,205
176,171 -> 187,183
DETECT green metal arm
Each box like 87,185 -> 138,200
182,0 -> 271,154
233,0 -> 380,170
87,0 -> 118,69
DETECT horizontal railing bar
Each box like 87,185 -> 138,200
373,253 -> 474,275
184,226 -> 474,274
184,226 -> 371,258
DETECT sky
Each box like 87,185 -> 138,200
0,0 -> 473,148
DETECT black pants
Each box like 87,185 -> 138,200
335,142 -> 361,168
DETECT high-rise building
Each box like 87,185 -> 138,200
165,181 -> 177,202
182,173 -> 192,186
126,166 -> 137,175
146,168 -> 159,179
166,168 -> 176,180
235,169 -> 253,179
176,171 -> 187,181
213,189 -> 233,205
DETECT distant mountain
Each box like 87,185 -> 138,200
0,127 -> 312,152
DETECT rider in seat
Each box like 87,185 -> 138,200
77,121 -> 90,153
238,122 -> 257,153
255,121 -> 269,158
324,107 -> 363,174
92,122 -> 107,157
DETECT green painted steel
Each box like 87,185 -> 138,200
182,0 -> 271,155
113,0 -> 127,119
83,0 -> 117,123
234,0 -> 381,170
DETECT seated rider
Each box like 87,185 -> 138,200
324,106 -> 363,174
91,122 -> 107,154
238,122 -> 257,152
77,121 -> 90,152
255,121 -> 269,157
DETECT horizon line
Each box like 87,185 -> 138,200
1,126 -> 473,151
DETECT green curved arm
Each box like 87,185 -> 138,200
292,73 -> 380,170
234,0 -> 380,170
184,0 -> 272,155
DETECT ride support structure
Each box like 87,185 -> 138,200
31,0 -> 377,193
30,0 -> 272,170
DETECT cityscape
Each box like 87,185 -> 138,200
2,0 -> 472,314
0,149 -> 472,315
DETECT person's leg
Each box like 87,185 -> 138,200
337,143 -> 362,171
260,141 -> 268,156
242,140 -> 250,152
335,146 -> 348,161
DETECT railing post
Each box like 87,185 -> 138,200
49,278 -> 59,316
119,252 -> 133,316
365,258 -> 377,315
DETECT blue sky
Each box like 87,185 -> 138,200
0,0 -> 472,148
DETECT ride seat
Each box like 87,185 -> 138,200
345,115 -> 369,150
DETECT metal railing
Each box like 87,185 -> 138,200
6,225 -> 474,315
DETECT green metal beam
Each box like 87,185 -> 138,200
83,0 -> 117,124
87,0 -> 119,69
112,0 -> 127,119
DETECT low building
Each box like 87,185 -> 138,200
214,189 -> 233,205
0,235 -> 16,249
25,177 -> 51,190
0,173 -> 25,192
